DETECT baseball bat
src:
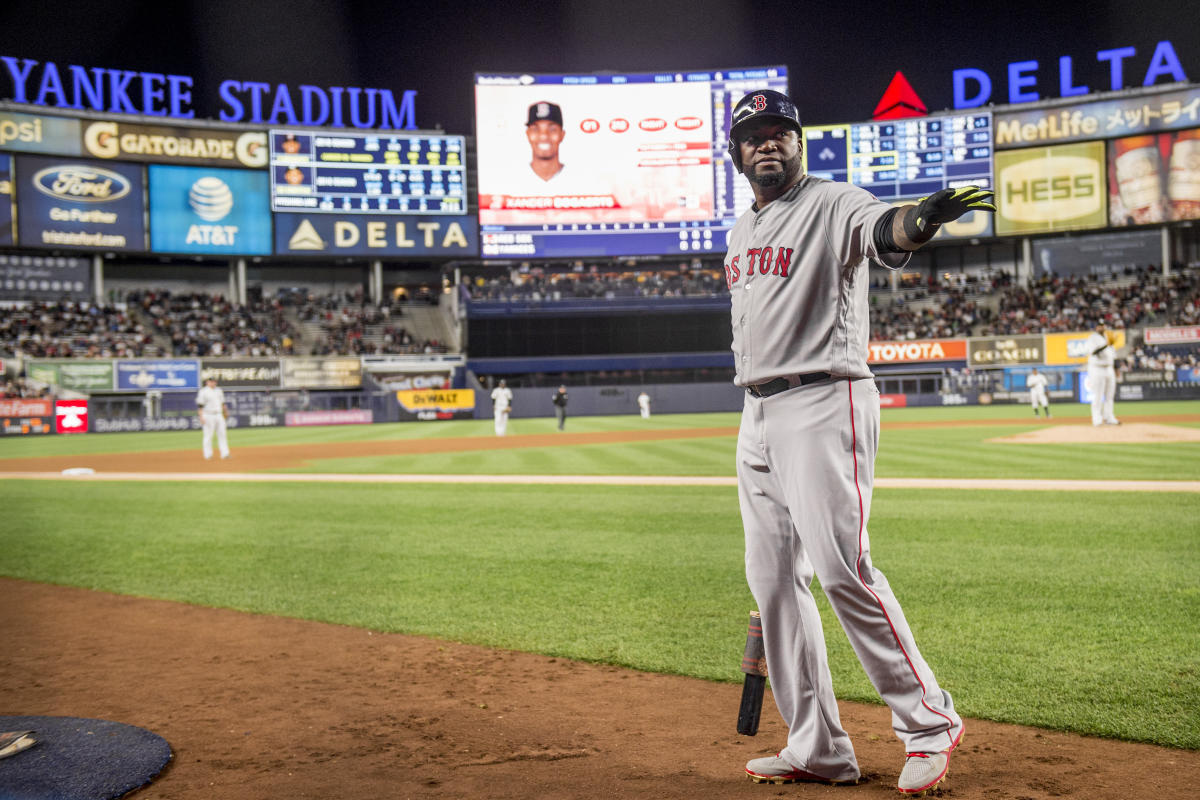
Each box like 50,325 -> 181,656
737,610 -> 767,736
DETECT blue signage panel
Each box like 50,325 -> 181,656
148,164 -> 272,255
14,155 -> 146,250
115,359 -> 200,391
0,154 -> 12,245
273,212 -> 477,257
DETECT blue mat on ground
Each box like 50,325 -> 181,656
0,716 -> 171,800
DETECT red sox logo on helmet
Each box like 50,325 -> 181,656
751,94 -> 767,111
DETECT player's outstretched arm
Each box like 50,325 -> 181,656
892,186 -> 996,251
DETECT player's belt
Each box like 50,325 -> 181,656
745,372 -> 832,398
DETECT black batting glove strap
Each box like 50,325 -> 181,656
910,186 -> 997,237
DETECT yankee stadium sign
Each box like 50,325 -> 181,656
1,56 -> 417,130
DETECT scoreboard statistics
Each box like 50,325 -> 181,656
803,112 -> 993,200
269,130 -> 467,214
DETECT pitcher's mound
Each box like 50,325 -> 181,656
990,422 -> 1200,444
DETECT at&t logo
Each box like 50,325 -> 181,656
186,176 -> 238,245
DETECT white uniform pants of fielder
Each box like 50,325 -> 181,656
737,377 -> 962,782
1087,366 -> 1118,426
494,408 -> 509,436
202,415 -> 230,459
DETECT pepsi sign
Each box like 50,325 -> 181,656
148,164 -> 272,254
14,154 -> 146,250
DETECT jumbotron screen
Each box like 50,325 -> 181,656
474,66 -> 787,259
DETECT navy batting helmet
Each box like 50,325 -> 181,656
727,90 -> 802,173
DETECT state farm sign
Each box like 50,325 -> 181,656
867,339 -> 967,364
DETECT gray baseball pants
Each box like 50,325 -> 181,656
737,377 -> 962,782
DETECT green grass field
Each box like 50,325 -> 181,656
2,400 -> 1198,748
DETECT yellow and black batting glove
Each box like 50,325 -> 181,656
912,186 -> 997,234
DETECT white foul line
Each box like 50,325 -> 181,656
1,472 -> 1199,492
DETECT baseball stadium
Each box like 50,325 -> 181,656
1,4 -> 1199,799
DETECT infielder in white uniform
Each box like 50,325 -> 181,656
1027,367 -> 1051,418
637,391 -> 651,419
195,376 -> 230,460
723,90 -> 995,796
491,379 -> 513,436
1085,323 -> 1120,426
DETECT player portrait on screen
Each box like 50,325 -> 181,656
476,83 -> 715,227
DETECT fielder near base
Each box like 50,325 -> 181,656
195,376 -> 230,460
491,379 -> 513,436
722,90 -> 994,795
1027,367 -> 1051,418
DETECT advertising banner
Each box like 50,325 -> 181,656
1178,367 -> 1200,383
0,111 -> 83,155
280,357 -> 361,389
867,339 -> 967,365
14,154 -> 146,250
1144,325 -> 1200,344
995,86 -> 1200,149
0,153 -> 12,245
1,414 -> 52,435
0,397 -> 52,417
995,142 -> 1106,235
0,252 -> 91,301
1107,129 -> 1200,227
26,359 -> 114,391
83,120 -> 267,167
148,164 -> 272,255
55,398 -> 88,434
273,212 -> 477,257
285,409 -> 373,426
968,335 -> 1044,366
879,394 -> 908,408
1044,329 -> 1127,365
396,388 -> 475,420
200,358 -> 282,388
115,359 -> 200,391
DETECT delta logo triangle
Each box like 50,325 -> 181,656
872,71 -> 928,120
288,219 -> 327,250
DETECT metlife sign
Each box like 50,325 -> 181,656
149,164 -> 271,255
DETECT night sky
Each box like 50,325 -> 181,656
1,0 -> 1197,133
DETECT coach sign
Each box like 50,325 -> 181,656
968,335 -> 1044,366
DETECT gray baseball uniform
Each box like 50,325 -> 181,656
725,175 -> 962,782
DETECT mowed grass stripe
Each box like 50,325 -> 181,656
2,479 -> 1196,748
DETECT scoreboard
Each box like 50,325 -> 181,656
803,112 -> 992,200
269,130 -> 467,214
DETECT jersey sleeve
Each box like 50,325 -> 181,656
822,182 -> 910,271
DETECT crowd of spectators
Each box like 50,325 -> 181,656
125,290 -> 299,357
464,268 -> 729,302
1118,342 -> 1200,375
296,289 -> 447,355
0,376 -> 50,398
0,300 -> 159,358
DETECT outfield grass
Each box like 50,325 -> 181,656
1,479 -> 1197,749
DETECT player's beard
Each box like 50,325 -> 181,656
747,151 -> 802,188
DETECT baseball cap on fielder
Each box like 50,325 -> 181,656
727,89 -> 802,173
527,101 -> 563,127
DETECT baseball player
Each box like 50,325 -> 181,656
1027,367 -> 1051,418
551,385 -> 569,430
1085,323 -> 1120,426
723,90 -> 994,796
195,376 -> 230,460
637,391 -> 651,419
491,379 -> 513,436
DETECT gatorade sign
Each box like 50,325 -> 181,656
55,398 -> 87,434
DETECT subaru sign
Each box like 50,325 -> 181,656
148,164 -> 272,254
